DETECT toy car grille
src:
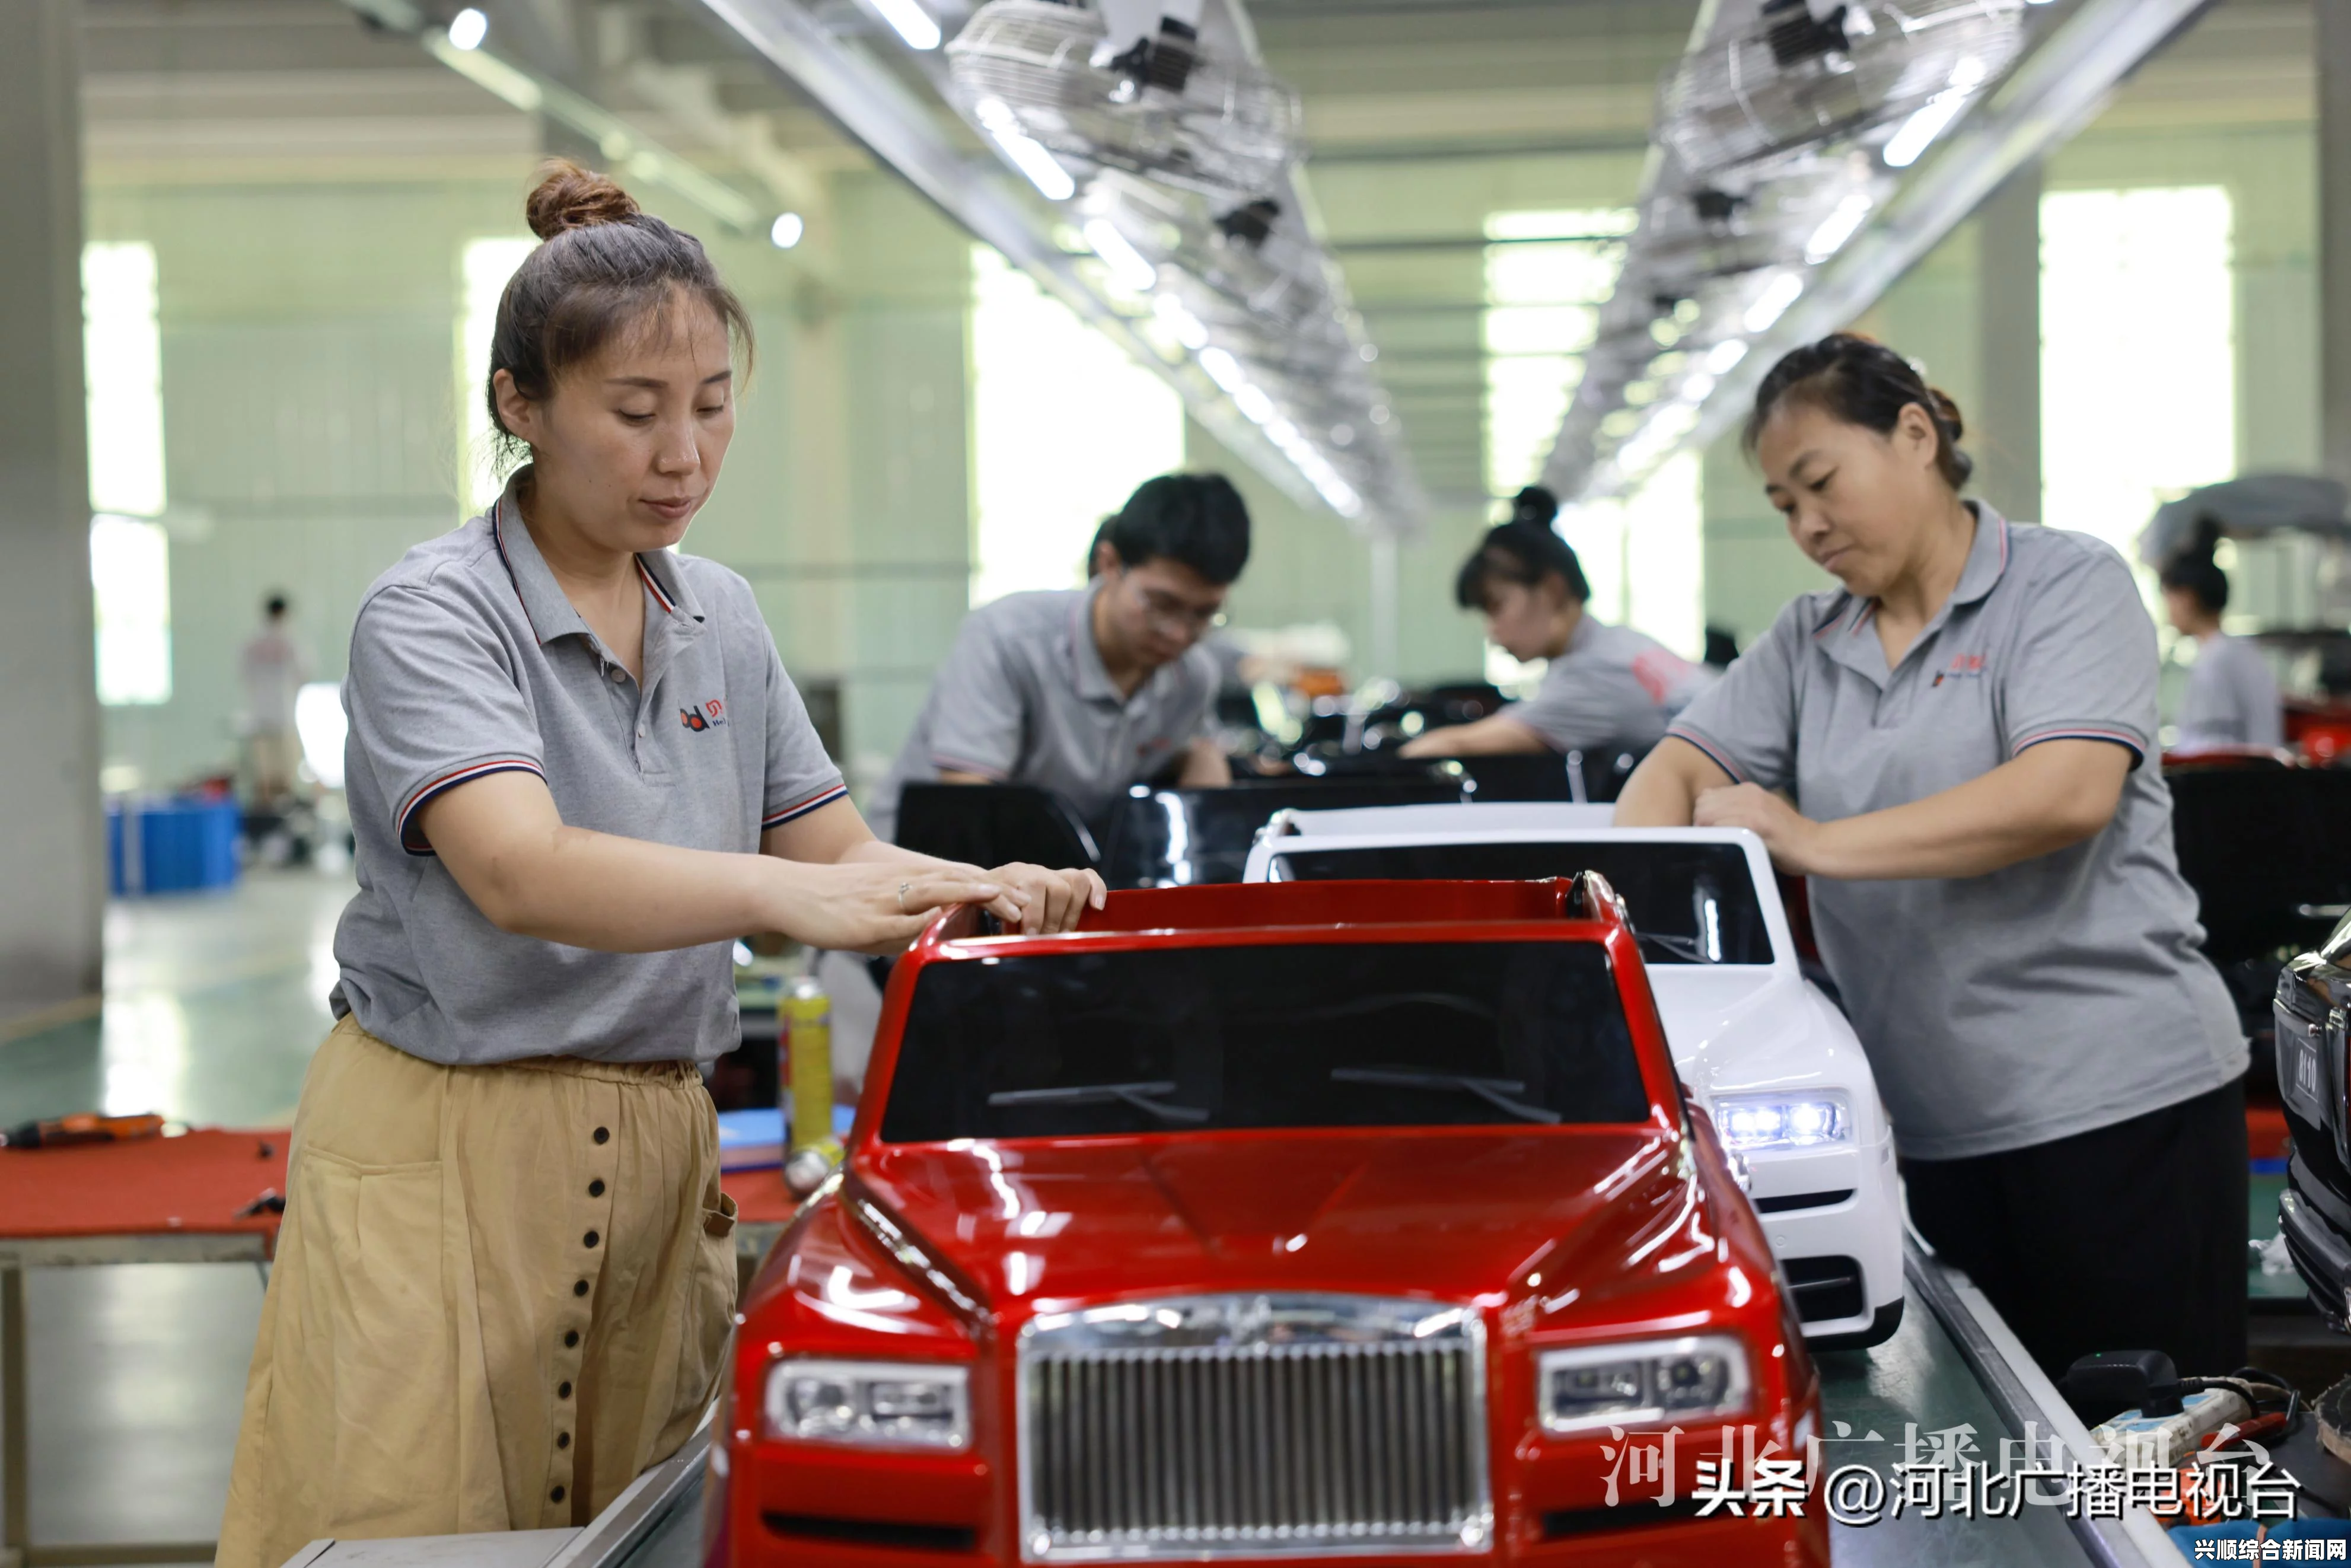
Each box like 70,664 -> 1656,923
1015,1294 -> 1492,1559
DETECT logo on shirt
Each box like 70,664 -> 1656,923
1931,653 -> 1987,687
679,698 -> 728,732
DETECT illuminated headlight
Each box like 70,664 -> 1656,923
1537,1335 -> 1751,1435
764,1358 -> 970,1450
1714,1093 -> 1849,1152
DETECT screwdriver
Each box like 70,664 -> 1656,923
0,1113 -> 167,1149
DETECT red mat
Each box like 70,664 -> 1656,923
0,1129 -> 289,1245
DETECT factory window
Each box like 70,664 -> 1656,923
90,514 -> 172,706
457,237 -> 538,512
2041,186 -> 2235,571
969,246 -> 1184,608
84,241 -> 166,519
1481,209 -> 1633,501
84,241 -> 172,706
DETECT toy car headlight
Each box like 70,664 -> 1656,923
1713,1093 -> 1849,1152
764,1358 -> 970,1451
1537,1335 -> 1751,1435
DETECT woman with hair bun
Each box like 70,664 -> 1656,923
1400,484 -> 1711,758
2161,519 -> 2282,749
1617,333 -> 2247,1391
215,164 -> 1101,1562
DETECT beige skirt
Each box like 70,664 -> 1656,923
215,1016 -> 737,1568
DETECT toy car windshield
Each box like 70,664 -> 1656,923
877,938 -> 1651,1142
1266,840 -> 1772,965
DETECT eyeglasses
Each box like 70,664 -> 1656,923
1130,582 -> 1227,637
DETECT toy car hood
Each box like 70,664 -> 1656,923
851,1126 -> 1712,1319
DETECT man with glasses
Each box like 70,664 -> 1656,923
868,473 -> 1251,842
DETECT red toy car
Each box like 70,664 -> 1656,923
705,877 -> 1826,1566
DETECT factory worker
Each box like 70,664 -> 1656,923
868,471 -> 1250,840
1401,487 -> 1710,759
2161,521 -> 2283,750
1616,333 -> 2247,1390
215,162 -> 1100,1567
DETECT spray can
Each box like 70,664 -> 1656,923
781,970 -> 840,1193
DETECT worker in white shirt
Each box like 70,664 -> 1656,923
239,592 -> 310,808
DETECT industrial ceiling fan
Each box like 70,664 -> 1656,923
947,0 -> 1304,200
1658,0 -> 2028,179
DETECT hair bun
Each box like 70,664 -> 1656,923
1927,386 -> 1965,443
1509,485 -> 1560,529
525,160 -> 641,241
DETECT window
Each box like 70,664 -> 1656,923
879,940 -> 1648,1143
969,246 -> 1185,608
90,514 -> 171,706
2041,187 -> 2235,569
1482,209 -> 1633,501
84,242 -> 165,519
84,241 -> 171,706
458,237 -> 539,512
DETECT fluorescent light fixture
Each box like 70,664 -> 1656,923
1681,372 -> 1717,403
447,6 -> 487,50
770,212 -> 805,250
1151,292 -> 1209,351
1743,271 -> 1804,334
1703,339 -> 1750,375
868,0 -> 942,50
1232,384 -> 1276,425
1805,192 -> 1875,264
1196,346 -> 1246,394
1082,218 -> 1158,293
1884,56 -> 1990,169
973,98 -> 1075,201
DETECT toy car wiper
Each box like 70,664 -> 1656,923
1636,930 -> 1713,964
1329,1067 -> 1562,1124
986,1081 -> 1209,1123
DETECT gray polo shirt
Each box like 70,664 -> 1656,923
1506,616 -> 1713,753
869,582 -> 1216,841
1667,504 -> 2245,1161
330,477 -> 845,1066
2175,632 -> 2283,749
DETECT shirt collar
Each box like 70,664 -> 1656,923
489,470 -> 706,646
1810,499 -> 2009,686
1068,581 -> 1126,705
1948,499 -> 2011,608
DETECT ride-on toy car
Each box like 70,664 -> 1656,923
709,877 -> 1826,1566
1243,804 -> 1903,1350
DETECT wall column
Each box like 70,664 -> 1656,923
2321,1 -> 2351,482
0,0 -> 104,1021
1974,159 -> 2044,522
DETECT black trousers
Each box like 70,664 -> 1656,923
1901,1075 -> 2248,1389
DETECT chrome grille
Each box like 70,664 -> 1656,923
1015,1294 -> 1491,1561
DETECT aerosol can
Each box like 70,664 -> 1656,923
781,968 -> 841,1196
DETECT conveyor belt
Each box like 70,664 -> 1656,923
301,1242 -> 2180,1568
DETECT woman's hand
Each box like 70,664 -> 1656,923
1693,783 -> 1827,874
765,860 -> 1011,956
985,862 -> 1108,935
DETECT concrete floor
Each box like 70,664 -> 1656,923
3,865 -> 353,1550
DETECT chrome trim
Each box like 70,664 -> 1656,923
1015,1293 -> 1492,1561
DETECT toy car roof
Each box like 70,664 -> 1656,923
928,874 -> 1632,943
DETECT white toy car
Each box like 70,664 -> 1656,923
1244,802 -> 1904,1350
